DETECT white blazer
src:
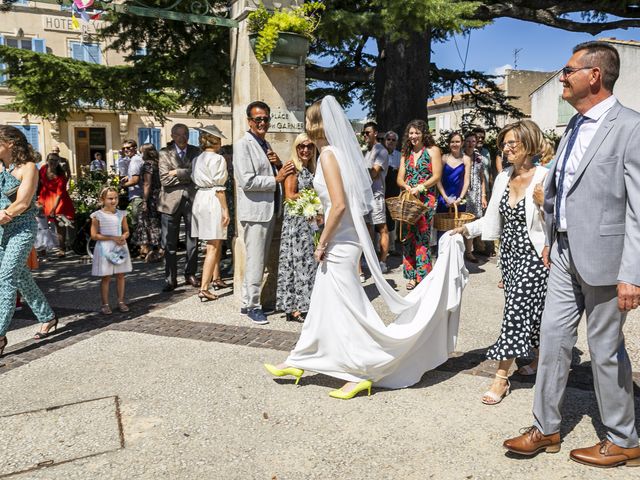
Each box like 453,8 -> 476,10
465,165 -> 548,257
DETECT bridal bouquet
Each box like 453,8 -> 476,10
285,188 -> 324,245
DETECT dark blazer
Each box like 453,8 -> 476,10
158,144 -> 200,215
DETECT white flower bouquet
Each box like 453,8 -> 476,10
284,188 -> 324,245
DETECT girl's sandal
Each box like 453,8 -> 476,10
101,304 -> 112,315
406,280 -> 416,291
118,302 -> 130,313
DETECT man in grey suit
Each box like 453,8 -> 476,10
234,101 -> 294,325
504,41 -> 640,467
158,124 -> 201,292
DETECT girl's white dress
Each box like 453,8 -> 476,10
91,209 -> 132,276
191,151 -> 229,240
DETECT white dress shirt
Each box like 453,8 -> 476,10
556,95 -> 617,231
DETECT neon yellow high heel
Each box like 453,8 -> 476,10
329,380 -> 373,400
264,363 -> 304,385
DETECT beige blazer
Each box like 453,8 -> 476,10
158,144 -> 201,215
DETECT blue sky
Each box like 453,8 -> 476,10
345,17 -> 640,118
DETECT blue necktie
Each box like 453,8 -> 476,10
178,150 -> 185,162
555,115 -> 585,227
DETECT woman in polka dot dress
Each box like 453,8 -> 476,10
451,120 -> 550,405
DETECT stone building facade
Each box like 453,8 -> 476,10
0,1 -> 231,176
530,38 -> 640,134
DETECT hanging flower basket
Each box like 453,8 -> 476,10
247,2 -> 323,67
249,32 -> 309,67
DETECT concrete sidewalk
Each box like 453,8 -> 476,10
1,252 -> 638,479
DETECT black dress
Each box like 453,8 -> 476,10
276,168 -> 318,314
486,187 -> 549,361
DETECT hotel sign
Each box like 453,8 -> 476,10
42,15 -> 106,34
269,109 -> 304,133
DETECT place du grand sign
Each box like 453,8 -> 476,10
269,109 -> 304,133
42,15 -> 106,34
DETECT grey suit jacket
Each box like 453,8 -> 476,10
233,132 -> 277,223
158,144 -> 201,215
543,101 -> 640,286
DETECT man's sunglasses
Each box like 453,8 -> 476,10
249,116 -> 270,124
362,130 -> 375,136
560,66 -> 594,77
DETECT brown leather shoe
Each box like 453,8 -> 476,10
503,426 -> 561,456
570,440 -> 640,468
184,275 -> 199,288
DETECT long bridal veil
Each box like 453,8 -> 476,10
288,96 -> 468,389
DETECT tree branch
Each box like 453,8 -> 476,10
474,1 -> 640,34
306,64 -> 374,83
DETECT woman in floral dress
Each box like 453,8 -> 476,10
462,132 -> 487,262
134,144 -> 163,262
276,133 -> 318,321
396,120 -> 442,290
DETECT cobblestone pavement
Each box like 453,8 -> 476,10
1,252 -> 639,479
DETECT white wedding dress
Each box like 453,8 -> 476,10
285,98 -> 468,389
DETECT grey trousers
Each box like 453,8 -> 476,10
533,233 -> 638,447
241,219 -> 275,310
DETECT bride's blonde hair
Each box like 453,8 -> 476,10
305,101 -> 326,142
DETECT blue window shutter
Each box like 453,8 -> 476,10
32,38 -> 46,53
138,128 -> 161,150
151,128 -> 161,150
138,128 -> 149,147
16,125 -> 39,152
71,42 -> 84,61
86,44 -> 101,64
0,35 -> 6,85
188,129 -> 199,147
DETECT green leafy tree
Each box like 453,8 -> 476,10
1,0 -> 640,131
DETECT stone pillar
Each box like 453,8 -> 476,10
229,0 -> 306,309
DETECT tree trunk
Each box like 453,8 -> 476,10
374,30 -> 431,137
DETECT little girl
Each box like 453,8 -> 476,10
91,186 -> 132,314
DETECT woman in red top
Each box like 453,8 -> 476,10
38,153 -> 75,256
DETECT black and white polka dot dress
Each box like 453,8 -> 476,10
486,186 -> 549,361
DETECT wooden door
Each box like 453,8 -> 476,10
74,127 -> 90,173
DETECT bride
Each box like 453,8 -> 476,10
264,96 -> 468,399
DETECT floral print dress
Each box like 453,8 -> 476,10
276,167 -> 318,314
401,149 -> 437,284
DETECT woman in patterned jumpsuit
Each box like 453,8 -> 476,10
0,126 -> 57,358
396,119 -> 442,290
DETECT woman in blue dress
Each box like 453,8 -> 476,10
436,131 -> 470,214
0,126 -> 57,358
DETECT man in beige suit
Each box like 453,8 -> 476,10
158,124 -> 201,292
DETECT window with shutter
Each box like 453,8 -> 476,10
188,129 -> 200,147
14,125 -> 40,152
557,96 -> 576,126
138,128 -> 161,150
70,42 -> 101,64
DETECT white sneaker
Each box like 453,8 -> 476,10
379,261 -> 388,273
359,273 -> 366,283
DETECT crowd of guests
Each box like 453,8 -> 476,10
1,39 -> 640,469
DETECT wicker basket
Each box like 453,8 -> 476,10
385,190 -> 428,226
433,203 -> 475,231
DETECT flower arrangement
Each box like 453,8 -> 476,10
247,1 -> 325,61
284,188 -> 324,245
